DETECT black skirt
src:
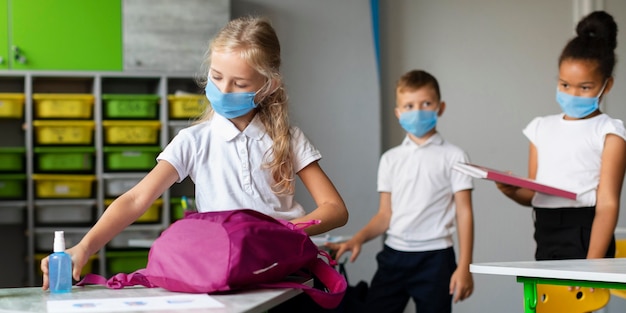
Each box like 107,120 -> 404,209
533,207 -> 615,260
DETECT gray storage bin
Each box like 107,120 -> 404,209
108,229 -> 161,249
104,177 -> 143,197
35,203 -> 94,224
0,205 -> 24,225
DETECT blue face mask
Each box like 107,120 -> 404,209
399,110 -> 438,138
205,79 -> 258,119
556,81 -> 607,118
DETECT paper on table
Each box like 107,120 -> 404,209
47,294 -> 223,312
453,162 -> 577,200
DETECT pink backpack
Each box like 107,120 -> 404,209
77,209 -> 347,309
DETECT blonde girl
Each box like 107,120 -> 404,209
41,16 -> 348,290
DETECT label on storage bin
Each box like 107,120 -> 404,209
55,185 -> 70,195
181,99 -> 205,111
119,100 -> 150,112
114,128 -> 154,143
121,181 -> 136,190
51,128 -> 82,142
123,151 -> 142,157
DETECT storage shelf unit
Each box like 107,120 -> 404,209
0,71 -> 200,286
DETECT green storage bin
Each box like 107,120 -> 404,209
0,147 -> 26,172
34,147 -> 95,172
0,174 -> 26,199
106,250 -> 149,274
170,196 -> 195,220
103,146 -> 161,171
102,94 -> 160,119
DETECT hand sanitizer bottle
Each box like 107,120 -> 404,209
49,231 -> 72,293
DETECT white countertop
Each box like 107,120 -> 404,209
470,258 -> 626,283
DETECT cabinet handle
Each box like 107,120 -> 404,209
0,56 -> 4,65
12,46 -> 28,64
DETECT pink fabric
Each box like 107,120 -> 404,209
77,209 -> 346,309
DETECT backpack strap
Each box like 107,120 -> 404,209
76,270 -> 156,289
258,257 -> 347,309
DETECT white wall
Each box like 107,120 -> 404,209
231,0 -> 383,286
380,1 -> 626,312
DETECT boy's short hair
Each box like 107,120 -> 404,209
396,70 -> 441,101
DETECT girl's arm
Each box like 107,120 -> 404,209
450,189 -> 474,302
41,160 -> 180,289
496,142 -> 537,206
77,160 -> 180,256
292,161 -> 348,235
588,134 -> 626,258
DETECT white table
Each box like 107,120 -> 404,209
0,279 -> 312,313
470,258 -> 626,313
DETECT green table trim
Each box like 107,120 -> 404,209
516,276 -> 626,313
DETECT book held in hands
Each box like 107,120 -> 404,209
452,162 -> 577,200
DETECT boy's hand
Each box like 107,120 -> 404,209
449,267 -> 474,303
325,239 -> 362,263
41,244 -> 90,290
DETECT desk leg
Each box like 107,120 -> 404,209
519,278 -> 537,313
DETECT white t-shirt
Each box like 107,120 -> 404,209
157,113 -> 322,221
377,133 -> 473,252
523,113 -> 626,208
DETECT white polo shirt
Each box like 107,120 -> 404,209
157,113 -> 322,221
523,113 -> 626,208
378,133 -> 473,252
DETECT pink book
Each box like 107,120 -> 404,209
452,162 -> 577,200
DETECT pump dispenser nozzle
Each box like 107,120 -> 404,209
53,231 -> 65,252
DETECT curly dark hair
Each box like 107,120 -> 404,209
559,11 -> 618,79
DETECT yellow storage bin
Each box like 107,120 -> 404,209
168,94 -> 208,119
102,120 -> 161,144
33,120 -> 95,145
32,174 -> 96,198
104,198 -> 162,223
0,93 -> 25,118
33,93 -> 94,119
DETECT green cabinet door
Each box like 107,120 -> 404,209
9,0 -> 122,70
0,0 -> 8,70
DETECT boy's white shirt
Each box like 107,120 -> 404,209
157,113 -> 321,221
378,133 -> 473,252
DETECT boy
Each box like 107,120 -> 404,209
327,70 -> 475,313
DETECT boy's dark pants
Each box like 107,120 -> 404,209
365,245 -> 456,313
